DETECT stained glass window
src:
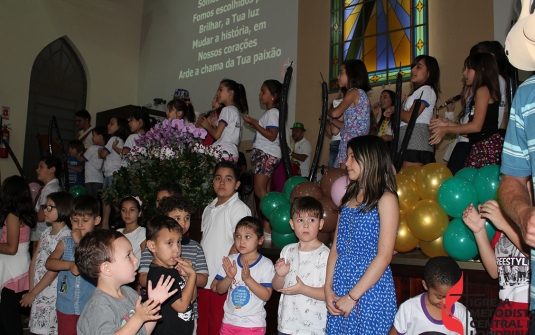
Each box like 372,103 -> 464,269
330,0 -> 428,91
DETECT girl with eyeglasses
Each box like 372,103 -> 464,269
0,176 -> 37,334
21,191 -> 74,335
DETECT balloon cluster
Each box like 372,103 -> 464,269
28,183 -> 88,203
395,164 -> 500,261
260,168 -> 349,248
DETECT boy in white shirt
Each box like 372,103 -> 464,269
390,256 -> 476,335
83,126 -> 109,200
272,196 -> 330,335
197,161 -> 251,335
32,156 -> 63,249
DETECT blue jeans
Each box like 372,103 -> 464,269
328,140 -> 340,169
103,175 -> 114,189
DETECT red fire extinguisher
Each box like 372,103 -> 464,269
0,125 -> 10,158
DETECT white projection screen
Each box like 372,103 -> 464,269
138,0 -> 299,141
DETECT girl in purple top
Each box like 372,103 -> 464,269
328,60 -> 373,168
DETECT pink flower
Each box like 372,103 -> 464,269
171,119 -> 185,131
193,127 -> 207,139
182,123 -> 196,134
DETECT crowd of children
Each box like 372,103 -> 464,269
0,47 -> 527,335
3,135 -> 505,335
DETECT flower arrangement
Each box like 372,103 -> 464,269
102,118 -> 223,215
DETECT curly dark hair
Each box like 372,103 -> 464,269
156,195 -> 195,217
423,256 -> 462,289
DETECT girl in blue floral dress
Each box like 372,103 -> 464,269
325,135 -> 398,334
328,59 -> 373,168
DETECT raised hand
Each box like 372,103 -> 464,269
462,203 -> 486,234
241,259 -> 251,282
279,276 -> 305,295
274,258 -> 290,278
242,114 -> 258,127
200,117 -> 211,130
174,258 -> 195,278
134,297 -> 162,323
222,256 -> 237,279
479,200 -> 507,230
147,275 -> 178,304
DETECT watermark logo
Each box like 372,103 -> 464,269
443,273 -> 465,334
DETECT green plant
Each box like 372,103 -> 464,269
102,119 -> 222,215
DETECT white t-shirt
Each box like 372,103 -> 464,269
277,243 -> 330,335
78,128 -> 94,149
494,232 -> 529,303
103,136 -> 124,177
123,133 -> 140,151
213,106 -> 242,160
252,108 -> 281,158
117,226 -> 146,263
400,85 -> 437,126
215,254 -> 274,328
122,133 -> 141,167
200,192 -> 251,288
83,145 -> 104,183
394,293 -> 475,335
291,137 -> 312,177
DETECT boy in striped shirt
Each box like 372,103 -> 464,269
139,195 -> 208,330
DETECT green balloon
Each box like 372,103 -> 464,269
271,231 -> 297,248
260,192 -> 288,219
455,167 -> 478,182
443,218 -> 479,261
69,185 -> 87,198
270,203 -> 293,234
437,177 -> 478,218
282,176 -> 308,200
473,165 -> 501,204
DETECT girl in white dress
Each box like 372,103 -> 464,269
21,192 -> 73,335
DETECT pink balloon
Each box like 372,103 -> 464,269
330,175 -> 349,206
29,182 -> 41,203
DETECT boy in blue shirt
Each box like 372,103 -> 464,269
67,140 -> 85,187
46,195 -> 100,335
